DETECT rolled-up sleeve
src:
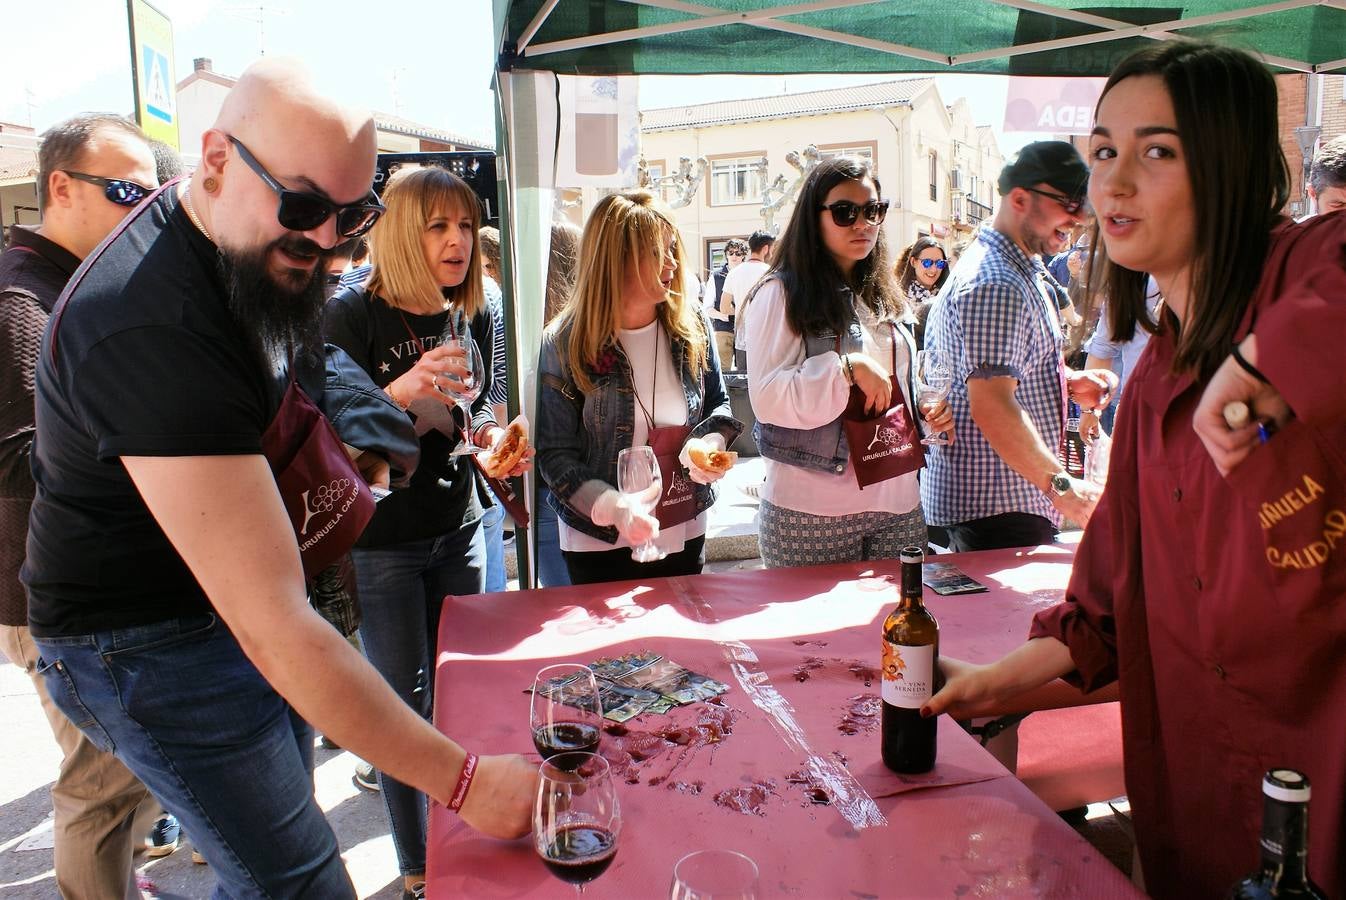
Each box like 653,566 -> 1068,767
1027,373 -> 1146,693
955,277 -> 1036,383
1252,216 -> 1346,427
746,280 -> 850,429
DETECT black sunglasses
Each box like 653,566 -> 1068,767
227,136 -> 384,238
819,199 -> 889,227
918,258 -> 948,270
65,171 -> 149,207
1024,187 -> 1088,216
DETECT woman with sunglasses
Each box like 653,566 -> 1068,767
894,235 -> 949,349
925,42 -> 1346,896
535,190 -> 741,585
745,156 -> 953,568
322,166 -> 527,899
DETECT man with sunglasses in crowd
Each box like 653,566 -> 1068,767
21,59 -> 534,898
705,236 -> 748,368
921,141 -> 1116,553
0,113 -> 161,900
723,229 -> 775,371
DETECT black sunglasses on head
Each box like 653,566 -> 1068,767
227,135 -> 384,238
819,198 -> 889,227
1024,186 -> 1088,216
65,171 -> 149,207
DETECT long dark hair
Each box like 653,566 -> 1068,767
1091,41 -> 1289,380
895,235 -> 949,297
770,155 -> 902,337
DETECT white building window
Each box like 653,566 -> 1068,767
819,145 -> 874,162
710,156 -> 763,206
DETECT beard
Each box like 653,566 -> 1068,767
217,235 -> 330,370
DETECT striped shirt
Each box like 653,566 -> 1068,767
920,223 -> 1066,527
484,277 -> 508,407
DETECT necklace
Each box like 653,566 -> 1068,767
180,187 -> 213,242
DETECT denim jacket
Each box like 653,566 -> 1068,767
536,312 -> 743,544
755,287 -> 921,475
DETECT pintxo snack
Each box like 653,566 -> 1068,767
483,418 -> 529,478
685,437 -> 738,474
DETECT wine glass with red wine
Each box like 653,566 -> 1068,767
534,752 -> 622,894
531,664 -> 603,770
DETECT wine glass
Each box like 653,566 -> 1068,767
616,446 -> 666,563
441,336 -> 485,456
915,349 -> 953,446
669,849 -> 760,900
531,664 -> 604,771
534,752 -> 622,895
1085,430 -> 1112,487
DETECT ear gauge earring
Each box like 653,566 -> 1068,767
202,176 -> 220,194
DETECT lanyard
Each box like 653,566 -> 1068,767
630,323 -> 660,436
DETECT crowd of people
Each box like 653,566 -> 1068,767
0,39 -> 1342,900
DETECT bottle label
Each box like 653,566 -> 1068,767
881,640 -> 935,708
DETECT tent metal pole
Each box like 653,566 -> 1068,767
1314,57 -> 1346,72
617,0 -> 952,67
517,0 -> 563,53
953,0 -> 1320,67
522,0 -> 884,57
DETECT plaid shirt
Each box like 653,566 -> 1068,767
920,223 -> 1066,527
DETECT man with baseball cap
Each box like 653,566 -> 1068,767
921,141 -> 1117,552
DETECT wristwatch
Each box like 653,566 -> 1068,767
1048,471 -> 1072,496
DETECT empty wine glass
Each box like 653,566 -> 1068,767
915,349 -> 953,446
669,849 -> 760,900
531,664 -> 604,771
441,336 -> 485,456
1085,430 -> 1112,487
534,752 -> 622,895
616,445 -> 666,563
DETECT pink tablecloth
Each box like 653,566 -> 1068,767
427,543 -> 1140,898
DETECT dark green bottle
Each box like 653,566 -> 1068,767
880,546 -> 938,774
1228,769 -> 1325,899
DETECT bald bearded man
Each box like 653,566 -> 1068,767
22,60 -> 533,898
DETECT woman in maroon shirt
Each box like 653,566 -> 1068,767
926,41 -> 1346,898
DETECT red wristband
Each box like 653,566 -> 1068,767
448,752 -> 478,812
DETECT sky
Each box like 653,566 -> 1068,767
1,1 -> 1032,156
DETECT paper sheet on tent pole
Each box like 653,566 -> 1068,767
554,75 -> 640,188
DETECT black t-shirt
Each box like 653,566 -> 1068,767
23,189 -> 280,637
322,287 -> 487,547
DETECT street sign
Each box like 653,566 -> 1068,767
127,0 -> 179,148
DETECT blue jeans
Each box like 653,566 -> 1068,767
33,615 -> 354,900
535,487 -> 571,587
351,517 -> 485,876
481,499 -> 507,592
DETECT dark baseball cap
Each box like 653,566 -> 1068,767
997,141 -> 1089,200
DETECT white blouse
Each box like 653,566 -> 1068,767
745,279 -> 921,518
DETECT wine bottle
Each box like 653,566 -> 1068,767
881,546 -> 939,774
1228,768 -> 1325,898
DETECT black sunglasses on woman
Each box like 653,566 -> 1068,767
819,198 -> 890,227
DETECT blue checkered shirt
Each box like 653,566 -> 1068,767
920,224 -> 1066,527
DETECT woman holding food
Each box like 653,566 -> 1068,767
322,165 -> 529,896
536,190 -> 742,585
746,156 -> 953,568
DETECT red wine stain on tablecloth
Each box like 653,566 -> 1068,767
712,779 -> 778,816
837,693 -> 881,735
599,705 -> 739,786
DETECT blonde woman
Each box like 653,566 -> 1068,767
536,190 -> 741,585
322,166 -> 522,899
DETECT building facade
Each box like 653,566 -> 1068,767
637,78 -> 1004,275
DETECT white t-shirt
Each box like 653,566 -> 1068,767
723,259 -> 770,350
745,279 -> 921,517
559,319 -> 707,553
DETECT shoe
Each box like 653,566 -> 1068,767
402,882 -> 426,900
353,761 -> 380,792
191,847 -> 207,865
144,814 -> 180,857
318,734 -> 341,751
